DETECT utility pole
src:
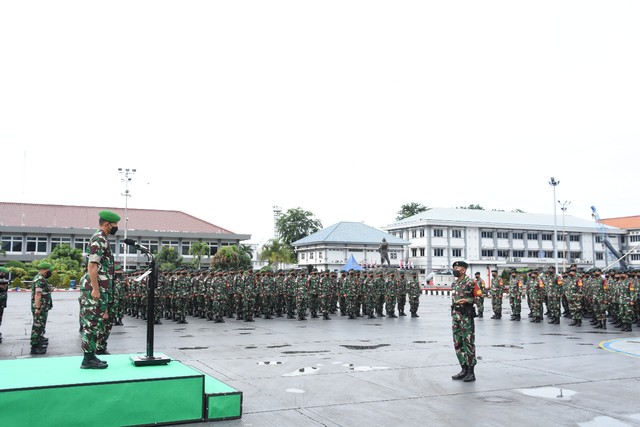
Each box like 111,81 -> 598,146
119,168 -> 136,271
548,177 -> 560,273
558,200 -> 570,272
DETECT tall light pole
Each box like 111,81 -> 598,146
548,177 -> 560,273
119,168 -> 136,271
273,206 -> 282,239
558,200 -> 570,272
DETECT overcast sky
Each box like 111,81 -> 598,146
1,1 -> 638,246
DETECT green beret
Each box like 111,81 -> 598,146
452,260 -> 468,269
99,210 -> 121,222
37,262 -> 52,271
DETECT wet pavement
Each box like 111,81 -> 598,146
1,291 -> 639,427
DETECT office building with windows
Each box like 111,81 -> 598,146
383,208 -> 632,278
0,202 -> 250,270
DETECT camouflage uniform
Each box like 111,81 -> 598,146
489,271 -> 503,319
319,271 -> 332,320
343,270 -> 357,319
284,270 -> 297,319
363,271 -> 377,319
544,268 -> 562,324
450,261 -> 477,382
396,272 -> 408,316
408,272 -> 421,317
30,268 -> 52,354
590,270 -> 608,329
308,270 -> 320,318
527,271 -> 544,323
79,217 -> 117,369
0,269 -> 9,343
508,271 -> 522,321
385,271 -> 398,318
296,270 -> 309,320
473,273 -> 486,318
565,270 -> 583,326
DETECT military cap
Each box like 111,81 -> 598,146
474,271 -> 481,275
37,262 -> 52,271
99,210 -> 121,222
452,260 -> 469,269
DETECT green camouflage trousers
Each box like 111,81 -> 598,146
30,309 -> 48,346
452,311 -> 476,367
80,291 -> 108,354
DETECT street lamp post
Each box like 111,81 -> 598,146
548,177 -> 560,273
558,200 -> 570,272
118,168 -> 136,271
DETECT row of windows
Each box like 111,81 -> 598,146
0,236 -> 224,256
403,229 -> 587,241
409,248 -> 585,259
299,252 -> 398,261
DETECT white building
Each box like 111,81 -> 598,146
382,208 -> 629,279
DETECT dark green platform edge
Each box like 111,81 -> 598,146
0,354 -> 242,426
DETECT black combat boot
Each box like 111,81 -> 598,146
30,345 -> 46,355
451,365 -> 468,380
388,312 -> 398,318
463,366 -> 476,382
547,317 -> 557,324
323,313 -> 331,320
80,353 -> 108,369
477,312 -> 483,318
601,319 -> 606,329
569,319 -> 577,326
411,312 -> 419,317
399,310 -> 407,316
96,348 -> 110,355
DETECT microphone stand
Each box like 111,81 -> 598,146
130,251 -> 171,366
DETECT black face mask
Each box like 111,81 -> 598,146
452,270 -> 461,278
45,271 -> 52,278
109,226 -> 119,236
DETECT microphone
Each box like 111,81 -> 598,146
123,238 -> 151,254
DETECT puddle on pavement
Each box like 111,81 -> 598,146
282,350 -> 330,354
180,335 -> 195,338
267,344 -> 291,349
257,361 -> 282,365
480,396 -> 514,404
286,388 -> 305,393
517,386 -> 576,400
340,344 -> 390,350
342,363 -> 390,372
413,341 -> 437,344
492,344 -> 524,349
283,366 -> 319,377
245,346 -> 257,349
177,346 -> 209,350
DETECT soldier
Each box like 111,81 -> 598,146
396,271 -> 408,316
296,270 -> 309,320
545,266 -> 562,324
343,269 -> 358,319
96,265 -> 124,355
473,272 -> 486,318
274,270 -> 286,317
284,270 -> 297,319
385,270 -> 398,318
0,267 -> 9,343
408,271 -> 421,317
79,210 -> 120,369
112,266 -> 125,326
308,269 -> 320,318
489,269 -> 503,319
618,270 -> 635,332
363,271 -> 377,319
30,262 -> 53,355
319,270 -> 332,320
527,270 -> 544,323
243,268 -> 256,322
338,270 -> 348,316
590,268 -> 609,329
508,269 -> 523,321
374,270 -> 386,317
450,260 -> 478,382
565,267 -> 583,326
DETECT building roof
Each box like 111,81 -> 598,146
292,221 -> 410,246
599,216 -> 640,230
0,202 -> 236,235
386,207 -> 623,233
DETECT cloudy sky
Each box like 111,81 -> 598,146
1,1 -> 638,245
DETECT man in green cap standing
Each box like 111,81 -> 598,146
79,210 -> 120,369
450,260 -> 478,382
30,262 -> 53,355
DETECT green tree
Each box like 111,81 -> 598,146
259,239 -> 295,268
239,244 -> 254,260
189,241 -> 210,268
156,246 -> 183,271
211,246 -> 251,271
396,203 -> 429,221
276,207 -> 322,250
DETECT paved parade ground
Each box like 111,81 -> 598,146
1,291 -> 639,427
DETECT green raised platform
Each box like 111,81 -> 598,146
0,354 -> 242,426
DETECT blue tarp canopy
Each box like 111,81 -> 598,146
340,254 -> 362,271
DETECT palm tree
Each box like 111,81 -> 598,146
259,239 -> 294,270
189,242 -> 210,268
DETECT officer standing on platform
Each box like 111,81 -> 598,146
79,210 -> 120,369
450,260 -> 478,382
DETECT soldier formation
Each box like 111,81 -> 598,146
114,267 -> 423,325
491,265 -> 639,332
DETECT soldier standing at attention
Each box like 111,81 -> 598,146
79,210 -> 120,369
565,267 -> 583,327
489,270 -> 503,319
0,267 -> 9,343
450,261 -> 478,382
30,262 -> 53,355
408,271 -> 421,317
508,269 -> 523,321
473,271 -> 486,318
